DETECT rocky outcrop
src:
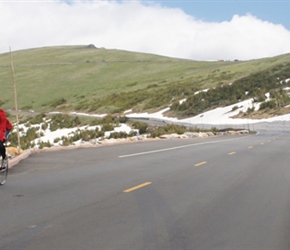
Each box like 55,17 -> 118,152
6,147 -> 23,158
160,130 -> 249,139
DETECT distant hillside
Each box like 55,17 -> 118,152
1,45 -> 290,117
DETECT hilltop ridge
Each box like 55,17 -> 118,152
1,45 -> 290,119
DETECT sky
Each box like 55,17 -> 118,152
1,0 -> 290,61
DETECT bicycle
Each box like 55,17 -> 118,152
0,113 -> 12,186
0,130 -> 10,186
0,157 -> 8,185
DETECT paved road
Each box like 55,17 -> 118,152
1,132 -> 290,249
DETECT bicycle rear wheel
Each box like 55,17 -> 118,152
0,158 -> 8,185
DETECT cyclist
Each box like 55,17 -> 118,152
0,109 -> 12,169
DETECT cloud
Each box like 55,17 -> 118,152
1,0 -> 290,61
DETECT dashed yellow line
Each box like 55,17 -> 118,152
248,146 -> 253,149
228,151 -> 236,155
195,161 -> 207,167
123,182 -> 152,193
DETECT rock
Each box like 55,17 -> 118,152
87,44 -> 97,49
159,134 -> 172,139
206,132 -> 215,137
180,134 -> 189,139
6,147 -> 23,157
199,132 -> 209,137
185,132 -> 200,138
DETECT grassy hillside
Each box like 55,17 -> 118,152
1,45 -> 290,115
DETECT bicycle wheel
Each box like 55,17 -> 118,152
0,158 -> 8,185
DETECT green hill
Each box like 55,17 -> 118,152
1,45 -> 290,116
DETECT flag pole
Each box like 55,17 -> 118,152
9,47 -> 21,153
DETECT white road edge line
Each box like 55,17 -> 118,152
119,136 -> 249,158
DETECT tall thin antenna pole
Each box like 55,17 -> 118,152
9,47 -> 21,153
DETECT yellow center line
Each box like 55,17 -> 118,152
261,142 -> 264,145
123,182 -> 152,193
248,146 -> 253,149
195,161 -> 207,167
228,151 -> 236,155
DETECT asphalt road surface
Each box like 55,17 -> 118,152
1,132 -> 290,249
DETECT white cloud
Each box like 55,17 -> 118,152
1,0 -> 290,60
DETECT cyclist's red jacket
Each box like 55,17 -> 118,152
0,109 -> 12,141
